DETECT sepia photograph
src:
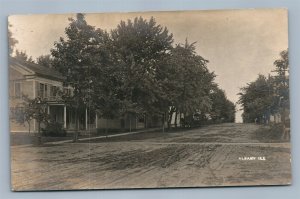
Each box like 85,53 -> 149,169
8,9 -> 291,191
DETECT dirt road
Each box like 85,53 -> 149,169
11,123 -> 292,191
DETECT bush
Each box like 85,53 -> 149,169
42,121 -> 66,137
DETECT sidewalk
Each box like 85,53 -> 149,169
48,127 -> 161,144
11,127 -> 162,147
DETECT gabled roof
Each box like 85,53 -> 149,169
9,57 -> 65,81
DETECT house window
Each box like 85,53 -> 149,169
39,83 -> 51,98
39,83 -> 45,98
10,107 -> 25,123
14,82 -> 21,98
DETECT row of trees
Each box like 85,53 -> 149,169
238,49 -> 289,124
10,14 -> 235,139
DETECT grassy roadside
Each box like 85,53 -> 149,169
251,124 -> 290,143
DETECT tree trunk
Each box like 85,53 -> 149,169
167,106 -> 176,130
162,113 -> 165,133
73,107 -> 79,142
174,111 -> 178,128
167,109 -> 174,130
183,112 -> 186,128
28,121 -> 31,135
282,108 -> 288,140
38,120 -> 42,145
129,114 -> 132,132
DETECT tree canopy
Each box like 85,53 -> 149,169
110,17 -> 174,117
157,40 -> 217,127
238,49 -> 289,124
238,75 -> 274,123
210,87 -> 235,122
44,13 -> 235,132
14,50 -> 34,63
8,23 -> 18,56
36,55 -> 54,68
51,13 -> 111,139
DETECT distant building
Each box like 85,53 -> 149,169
269,113 -> 282,123
9,58 -> 161,133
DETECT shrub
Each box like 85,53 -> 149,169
42,121 -> 66,137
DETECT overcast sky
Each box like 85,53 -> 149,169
8,9 -> 288,122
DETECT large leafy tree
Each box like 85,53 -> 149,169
222,99 -> 236,123
272,49 -> 289,138
210,87 -> 235,123
90,34 -> 122,132
110,17 -> 174,129
238,75 -> 275,123
159,40 -> 215,128
272,49 -> 289,116
51,13 -> 111,140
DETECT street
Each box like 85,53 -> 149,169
11,123 -> 291,191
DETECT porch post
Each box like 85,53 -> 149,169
63,105 -> 67,129
85,108 -> 88,130
136,117 -> 138,129
47,105 -> 50,114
